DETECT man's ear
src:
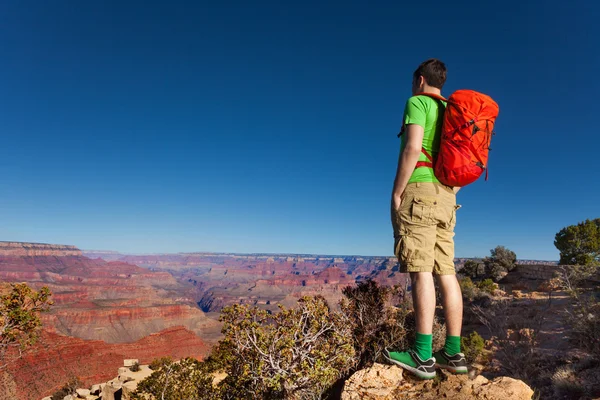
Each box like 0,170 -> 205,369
418,75 -> 425,88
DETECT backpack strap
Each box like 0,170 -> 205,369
415,148 -> 434,169
416,92 -> 448,102
414,93 -> 445,169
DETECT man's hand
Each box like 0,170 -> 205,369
392,193 -> 402,211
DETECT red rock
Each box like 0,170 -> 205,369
1,326 -> 209,400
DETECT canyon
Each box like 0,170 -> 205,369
1,326 -> 208,400
2,241 -> 557,399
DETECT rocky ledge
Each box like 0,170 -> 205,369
41,361 -> 534,400
41,359 -> 152,400
0,241 -> 82,256
342,363 -> 534,400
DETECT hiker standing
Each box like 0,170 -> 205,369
386,59 -> 467,379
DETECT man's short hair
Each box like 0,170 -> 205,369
413,59 -> 447,89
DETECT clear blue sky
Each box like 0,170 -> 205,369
1,1 -> 598,260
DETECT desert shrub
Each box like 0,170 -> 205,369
149,356 -> 172,371
459,277 -> 477,301
555,218 -> 600,266
484,246 -> 517,282
340,281 -> 407,369
477,279 -> 497,295
568,297 -> 600,358
537,277 -> 562,293
132,357 -> 217,400
555,264 -> 599,298
51,376 -> 81,400
473,298 -> 548,380
461,260 -> 484,278
216,296 -> 355,399
461,331 -> 485,364
130,361 -> 140,372
1,283 -> 52,365
340,280 -> 446,370
551,366 -> 586,399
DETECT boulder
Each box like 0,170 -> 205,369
90,384 -> 101,395
76,388 -> 91,397
475,376 -> 534,400
63,395 -> 74,400
101,380 -> 123,400
118,367 -> 129,375
342,363 -> 404,400
341,363 -> 534,400
123,359 -> 139,367
122,380 -> 138,400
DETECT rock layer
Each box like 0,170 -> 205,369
1,326 -> 209,400
0,241 -> 81,256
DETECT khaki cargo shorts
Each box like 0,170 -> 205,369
391,182 -> 460,275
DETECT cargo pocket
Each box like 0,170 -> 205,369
410,197 -> 437,225
394,227 -> 413,267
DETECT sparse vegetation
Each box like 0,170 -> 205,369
341,280 -> 445,370
555,264 -> 598,297
131,357 -> 217,400
134,281 -> 448,400
461,259 -> 484,279
461,331 -> 485,364
551,365 -> 586,399
484,246 -> 517,282
477,278 -> 497,295
215,296 -> 355,399
0,283 -> 52,367
473,298 -> 547,381
130,361 -> 141,372
149,356 -> 172,371
459,276 -> 477,301
567,296 -> 600,358
51,376 -> 81,400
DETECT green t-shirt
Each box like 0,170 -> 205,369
401,95 -> 446,183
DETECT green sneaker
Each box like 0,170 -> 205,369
433,350 -> 468,374
383,348 -> 436,380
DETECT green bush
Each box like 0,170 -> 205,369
130,361 -> 140,372
461,260 -> 483,278
461,331 -> 485,364
459,277 -> 477,301
1,283 -> 52,359
218,296 -> 355,399
477,279 -> 497,295
132,357 -> 217,400
555,219 -> 600,265
484,246 -> 517,282
149,356 -> 172,371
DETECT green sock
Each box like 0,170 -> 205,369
444,335 -> 461,356
414,332 -> 433,360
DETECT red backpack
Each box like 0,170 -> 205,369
408,90 -> 499,187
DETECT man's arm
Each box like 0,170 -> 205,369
391,124 -> 424,210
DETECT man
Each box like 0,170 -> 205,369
385,59 -> 467,379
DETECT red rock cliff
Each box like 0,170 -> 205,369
0,241 -> 82,256
1,326 -> 209,400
